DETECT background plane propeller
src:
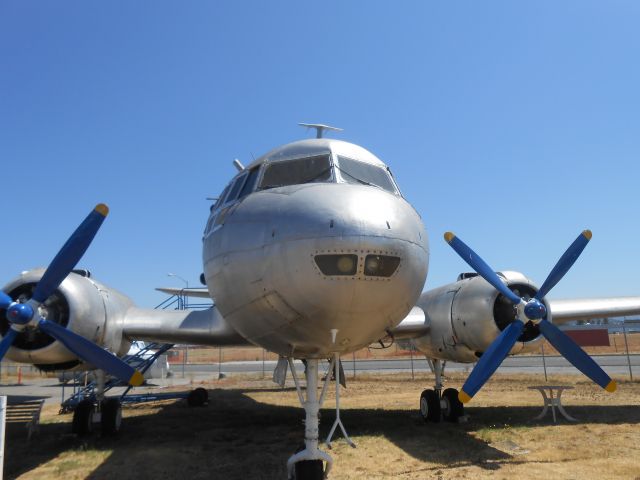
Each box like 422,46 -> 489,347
0,204 -> 143,387
444,230 -> 616,403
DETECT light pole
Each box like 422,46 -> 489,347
167,273 -> 189,309
167,272 -> 188,289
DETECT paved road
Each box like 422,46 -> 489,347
176,354 -> 639,376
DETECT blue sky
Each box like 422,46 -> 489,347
1,2 -> 639,307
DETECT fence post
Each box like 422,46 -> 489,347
1,395 -> 6,480
623,324 -> 633,381
541,343 -> 548,382
410,346 -> 415,381
262,349 -> 266,378
352,352 -> 356,380
218,347 -> 223,379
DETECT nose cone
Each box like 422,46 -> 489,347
252,184 -> 429,356
272,183 -> 426,246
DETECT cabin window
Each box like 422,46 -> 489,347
335,156 -> 398,194
259,154 -> 332,189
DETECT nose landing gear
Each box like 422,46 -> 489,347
286,353 -> 356,479
286,358 -> 332,480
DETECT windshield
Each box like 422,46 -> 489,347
260,154 -> 332,189
335,156 -> 398,194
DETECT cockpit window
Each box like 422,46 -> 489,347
212,184 -> 231,211
259,154 -> 332,190
226,172 -> 248,203
335,156 -> 398,194
239,167 -> 260,199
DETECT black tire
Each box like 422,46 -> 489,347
72,399 -> 94,435
187,387 -> 208,407
294,459 -> 324,480
419,389 -> 441,422
442,388 -> 464,422
101,398 -> 122,436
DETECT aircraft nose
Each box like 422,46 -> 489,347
260,184 -> 429,354
273,184 -> 426,247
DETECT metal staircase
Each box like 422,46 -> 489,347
59,341 -> 174,412
58,292 -> 195,412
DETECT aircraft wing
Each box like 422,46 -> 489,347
389,306 -> 430,339
549,296 -> 640,324
123,306 -> 250,346
389,296 -> 640,341
155,287 -> 212,298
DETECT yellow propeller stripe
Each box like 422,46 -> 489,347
458,390 -> 472,404
129,370 -> 144,387
95,204 -> 109,217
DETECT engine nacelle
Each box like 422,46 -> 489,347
0,269 -> 134,370
413,271 -> 548,362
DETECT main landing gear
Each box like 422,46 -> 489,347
72,370 -> 123,436
419,359 -> 465,423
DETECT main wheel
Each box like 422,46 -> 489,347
101,398 -> 122,435
72,399 -> 94,435
442,388 -> 464,422
187,387 -> 208,407
294,459 -> 324,480
419,389 -> 441,422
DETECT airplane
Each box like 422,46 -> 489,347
2,123 -> 640,479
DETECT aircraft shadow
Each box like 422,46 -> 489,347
5,388 -> 640,479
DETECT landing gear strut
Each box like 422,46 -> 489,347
420,359 -> 465,423
287,358 -> 332,480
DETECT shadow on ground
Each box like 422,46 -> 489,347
5,388 -> 640,479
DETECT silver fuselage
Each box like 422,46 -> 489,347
202,140 -> 429,357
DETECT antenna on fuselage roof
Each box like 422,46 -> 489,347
298,123 -> 343,139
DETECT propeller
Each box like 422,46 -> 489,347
444,230 -> 616,403
0,204 -> 143,387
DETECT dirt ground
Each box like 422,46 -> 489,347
5,372 -> 640,480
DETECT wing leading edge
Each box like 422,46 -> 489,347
549,296 -> 640,324
155,287 -> 212,298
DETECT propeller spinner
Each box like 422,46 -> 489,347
444,230 -> 616,403
0,204 -> 143,386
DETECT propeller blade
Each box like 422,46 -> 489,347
535,230 -> 592,300
32,204 -> 109,303
538,319 -> 616,392
0,328 -> 19,361
38,319 -> 143,386
459,319 -> 525,403
444,232 -> 522,305
0,291 -> 12,310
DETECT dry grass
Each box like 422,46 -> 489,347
6,373 -> 640,480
